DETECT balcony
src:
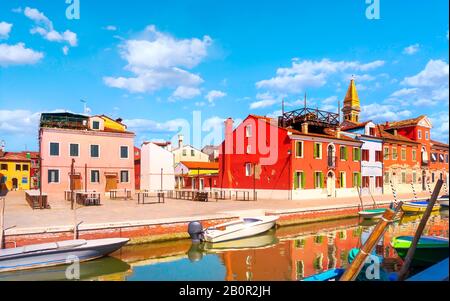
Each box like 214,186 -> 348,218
328,156 -> 337,169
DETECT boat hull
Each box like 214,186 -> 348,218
0,238 -> 129,273
358,208 -> 386,219
392,236 -> 449,267
402,202 -> 440,214
203,216 -> 278,243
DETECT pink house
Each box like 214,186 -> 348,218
39,113 -> 135,199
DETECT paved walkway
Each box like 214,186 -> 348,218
1,190 -> 432,231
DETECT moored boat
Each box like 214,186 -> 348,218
202,216 -> 279,243
392,236 -> 449,267
0,238 -> 129,273
438,195 -> 449,208
402,201 -> 440,214
358,208 -> 386,219
202,229 -> 278,252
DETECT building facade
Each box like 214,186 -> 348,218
174,161 -> 219,190
134,147 -> 141,190
39,113 -> 135,199
0,152 -> 31,191
140,142 -> 175,192
172,135 -> 210,165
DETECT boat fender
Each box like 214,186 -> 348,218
188,221 -> 204,243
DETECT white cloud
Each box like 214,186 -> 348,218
0,43 -> 44,66
124,117 -> 188,134
402,59 -> 449,87
360,103 -> 412,122
62,46 -> 69,55
205,90 -> 226,104
256,58 -> 385,94
202,116 -> 225,132
104,25 -> 117,31
0,22 -> 13,39
24,7 -> 78,48
322,95 -> 338,104
403,44 -> 420,55
250,99 -> 277,109
171,86 -> 201,100
104,25 -> 211,94
429,113 -> 449,143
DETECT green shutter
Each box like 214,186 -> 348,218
344,147 -> 348,160
294,172 -> 299,189
320,172 -> 324,188
313,144 -> 318,158
301,172 -> 306,189
313,172 -> 317,188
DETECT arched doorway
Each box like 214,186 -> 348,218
327,171 -> 335,197
327,144 -> 336,168
422,170 -> 426,191
12,178 -> 18,190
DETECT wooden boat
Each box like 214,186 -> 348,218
0,238 -> 129,273
392,236 -> 449,267
203,216 -> 279,243
358,208 -> 386,219
202,229 -> 278,252
302,268 -> 345,281
438,195 -> 449,208
401,201 -> 440,214
406,258 -> 449,281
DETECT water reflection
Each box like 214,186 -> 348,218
2,211 -> 448,281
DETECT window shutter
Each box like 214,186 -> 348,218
313,144 -> 318,158
294,172 -> 299,189
344,147 -> 348,160
313,172 -> 317,188
320,172 -> 324,188
357,172 -> 361,187
301,172 -> 306,189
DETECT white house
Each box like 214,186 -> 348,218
343,121 -> 384,195
140,142 -> 175,191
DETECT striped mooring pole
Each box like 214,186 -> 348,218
426,181 -> 433,195
410,183 -> 418,201
390,180 -> 398,205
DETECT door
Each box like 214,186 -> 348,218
105,175 -> 117,192
369,176 -> 375,194
12,178 -> 18,190
327,172 -> 335,197
70,174 -> 82,190
200,179 -> 204,191
192,178 -> 196,190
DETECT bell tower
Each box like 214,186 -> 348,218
342,78 -> 361,123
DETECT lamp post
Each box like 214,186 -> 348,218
287,149 -> 292,200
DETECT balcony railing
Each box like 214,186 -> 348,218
328,156 -> 337,168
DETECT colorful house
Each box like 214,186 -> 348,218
174,161 -> 219,190
39,112 -> 135,199
140,142 -> 175,192
172,135 -> 210,165
134,147 -> 141,190
218,107 -> 363,200
430,140 -> 449,190
0,151 -> 31,191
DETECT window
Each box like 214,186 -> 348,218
246,145 -> 252,154
339,172 -> 346,188
182,149 -> 187,156
401,172 -> 407,184
340,146 -> 348,161
431,172 -> 435,183
362,176 -> 370,188
23,164 -> 29,171
91,170 -> 100,183
418,130 -> 422,139
353,172 -> 361,188
245,125 -> 252,138
412,172 -> 417,184
0,164 -> 7,171
412,149 -> 417,161
384,147 -> 389,160
353,148 -> 361,161
22,177 -> 28,184
376,176 -> 383,188
392,148 -> 398,160
48,170 -> 59,183
15,164 -> 21,171
295,141 -> 303,158
446,154 -> 449,164
70,144 -> 79,157
375,151 -> 382,162
431,153 -> 437,162
120,146 -> 129,159
90,145 -> 100,158
369,127 -> 375,136
314,171 -> 323,189
384,172 -> 390,184
294,171 -> 305,190
362,149 -> 369,161
313,143 -> 322,159
191,149 -> 195,157
92,121 -> 100,130
296,260 -> 305,280
401,148 -> 406,161
120,171 -> 129,183
50,142 -> 59,156
245,163 -> 252,177
425,131 -> 429,140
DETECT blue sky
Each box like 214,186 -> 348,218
0,0 -> 448,151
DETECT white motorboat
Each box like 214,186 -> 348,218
438,195 -> 449,208
202,216 -> 279,243
0,238 -> 129,273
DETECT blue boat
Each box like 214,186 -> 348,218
406,258 -> 449,281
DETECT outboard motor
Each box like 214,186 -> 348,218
188,221 -> 204,243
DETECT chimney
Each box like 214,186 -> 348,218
393,129 -> 398,136
178,135 -> 184,148
224,118 -> 234,185
301,122 -> 309,134
116,118 -> 123,123
166,142 -> 172,152
336,126 -> 342,139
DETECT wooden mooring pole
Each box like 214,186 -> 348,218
397,179 -> 443,281
339,201 -> 403,281
0,197 -> 5,249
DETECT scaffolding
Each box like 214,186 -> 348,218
278,107 -> 340,129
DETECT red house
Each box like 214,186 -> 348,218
134,146 -> 141,190
218,108 -> 363,200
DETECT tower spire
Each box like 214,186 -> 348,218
342,78 -> 361,123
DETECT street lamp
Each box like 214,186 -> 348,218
287,149 -> 292,200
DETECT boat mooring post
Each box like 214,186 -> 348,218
339,201 -> 404,281
0,197 -> 5,249
397,179 -> 443,281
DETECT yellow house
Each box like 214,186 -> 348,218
0,152 -> 31,191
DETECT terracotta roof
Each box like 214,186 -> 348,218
180,161 -> 219,170
431,140 -> 449,149
153,141 -> 171,147
341,121 -> 370,131
377,125 -> 420,145
20,151 -> 39,159
387,115 -> 426,129
0,152 -> 31,162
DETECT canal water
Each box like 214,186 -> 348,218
1,210 -> 448,281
